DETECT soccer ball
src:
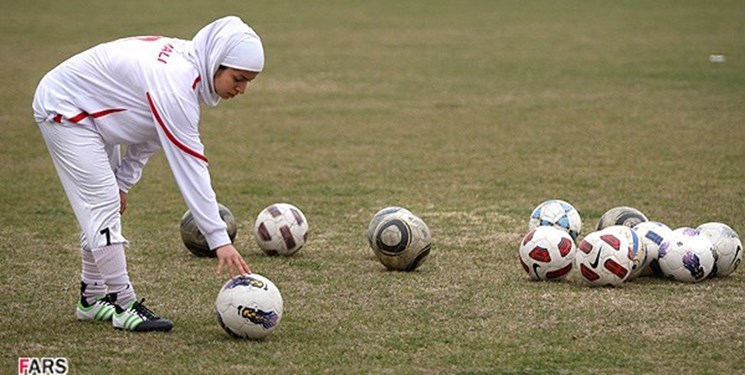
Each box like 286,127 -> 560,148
575,228 -> 635,287
253,203 -> 309,256
697,222 -> 742,277
366,206 -> 412,248
518,226 -> 576,281
215,273 -> 283,340
370,209 -> 432,271
528,199 -> 582,241
180,203 -> 237,257
603,225 -> 647,280
633,221 -> 673,277
595,206 -> 648,231
658,227 -> 715,283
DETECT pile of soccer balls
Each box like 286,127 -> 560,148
180,202 -> 432,340
519,199 -> 742,287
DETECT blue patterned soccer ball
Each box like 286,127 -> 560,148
528,199 -> 582,242
633,221 -> 673,277
215,274 -> 283,340
658,228 -> 715,283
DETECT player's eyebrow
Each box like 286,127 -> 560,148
236,73 -> 254,82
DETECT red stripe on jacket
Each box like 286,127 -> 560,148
146,92 -> 208,163
54,108 -> 126,123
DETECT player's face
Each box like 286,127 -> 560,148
214,67 -> 259,100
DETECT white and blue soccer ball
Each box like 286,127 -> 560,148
575,228 -> 635,287
697,222 -> 742,277
518,226 -> 576,281
528,199 -> 582,242
633,221 -> 673,277
215,274 -> 283,340
658,227 -> 715,283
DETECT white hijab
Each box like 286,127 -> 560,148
191,16 -> 264,107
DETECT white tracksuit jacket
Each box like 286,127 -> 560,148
32,36 -> 231,251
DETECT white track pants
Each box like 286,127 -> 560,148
38,120 -> 128,249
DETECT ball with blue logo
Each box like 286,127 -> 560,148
215,273 -> 284,340
658,227 -> 715,283
633,221 -> 673,277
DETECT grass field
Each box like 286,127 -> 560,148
2,1 -> 744,374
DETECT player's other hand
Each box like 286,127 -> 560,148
119,190 -> 128,215
215,244 -> 251,277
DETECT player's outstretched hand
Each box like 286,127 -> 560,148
215,244 -> 251,277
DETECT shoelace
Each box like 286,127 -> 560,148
102,293 -> 117,305
132,299 -> 161,320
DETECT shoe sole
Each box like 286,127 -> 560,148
113,326 -> 174,332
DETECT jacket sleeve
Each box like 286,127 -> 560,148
145,88 -> 231,251
115,139 -> 162,193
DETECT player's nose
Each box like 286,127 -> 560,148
236,82 -> 248,94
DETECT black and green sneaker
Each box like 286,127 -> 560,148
112,299 -> 174,332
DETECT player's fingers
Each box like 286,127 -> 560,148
239,258 -> 251,275
216,257 -> 224,275
227,257 -> 245,277
227,258 -> 239,279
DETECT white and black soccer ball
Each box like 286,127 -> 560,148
575,228 -> 635,287
595,206 -> 648,231
603,225 -> 647,280
253,203 -> 309,256
696,222 -> 741,277
180,203 -> 237,257
366,206 -> 412,248
370,209 -> 431,271
215,273 -> 283,340
518,226 -> 576,281
528,199 -> 582,242
658,227 -> 715,283
633,221 -> 673,277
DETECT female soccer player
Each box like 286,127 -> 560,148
32,16 -> 261,332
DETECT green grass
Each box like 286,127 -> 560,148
1,1 -> 744,374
